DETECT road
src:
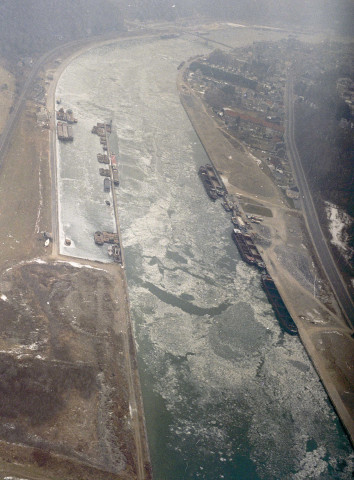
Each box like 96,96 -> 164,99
285,73 -> 354,327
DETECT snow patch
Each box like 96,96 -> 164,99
34,258 -> 47,264
56,260 -> 106,272
325,201 -> 353,261
1,294 -> 7,302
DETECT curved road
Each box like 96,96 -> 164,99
285,73 -> 354,327
0,32 -> 126,172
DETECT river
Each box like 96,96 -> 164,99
55,27 -> 353,479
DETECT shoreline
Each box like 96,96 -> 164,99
45,32 -> 154,479
177,61 -> 354,445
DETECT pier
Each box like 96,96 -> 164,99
92,120 -> 123,265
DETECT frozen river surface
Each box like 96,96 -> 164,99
56,30 -> 353,479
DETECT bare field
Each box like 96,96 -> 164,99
0,260 -> 139,479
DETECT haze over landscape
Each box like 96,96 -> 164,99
0,1 -> 353,479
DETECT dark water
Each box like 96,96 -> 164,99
56,29 -> 353,479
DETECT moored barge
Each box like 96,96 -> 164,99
112,167 -> 119,186
205,164 -> 225,196
232,228 -> 265,270
94,231 -> 119,245
97,153 -> 109,164
104,177 -> 111,192
57,121 -> 73,141
261,274 -> 298,335
56,107 -> 77,123
198,166 -> 218,200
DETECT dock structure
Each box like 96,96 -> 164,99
92,121 -> 112,136
195,154 -> 297,336
92,120 -> 123,264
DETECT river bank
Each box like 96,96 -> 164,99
0,30 -> 157,480
177,60 -> 354,445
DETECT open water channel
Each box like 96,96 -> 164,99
56,27 -> 353,479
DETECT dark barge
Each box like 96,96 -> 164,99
205,164 -> 225,196
198,166 -> 218,200
104,177 -> 111,192
232,228 -> 265,270
261,274 -> 298,335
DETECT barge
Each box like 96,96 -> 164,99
94,231 -> 119,245
57,121 -> 73,141
261,274 -> 298,335
99,168 -> 110,177
232,228 -> 265,270
92,121 -> 112,136
56,107 -> 77,123
97,153 -> 109,164
205,164 -> 225,196
108,244 -> 122,263
104,177 -> 111,192
198,166 -> 218,200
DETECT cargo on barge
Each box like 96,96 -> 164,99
57,121 -> 73,141
112,167 -> 119,186
232,228 -> 265,270
198,166 -> 218,200
205,164 -> 225,196
56,107 -> 77,123
99,168 -> 110,177
97,153 -> 109,164
261,274 -> 298,335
